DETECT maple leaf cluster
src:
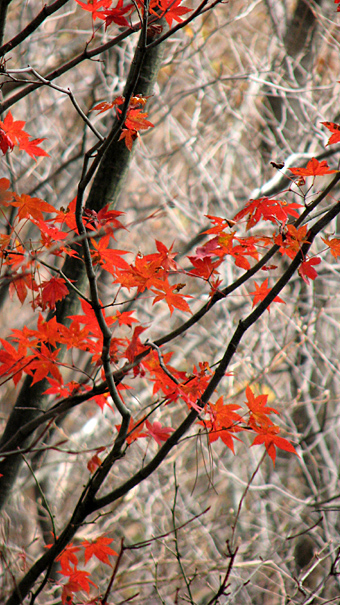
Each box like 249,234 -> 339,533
47,536 -> 117,604
1,118 -> 338,521
93,94 -> 154,151
75,0 -> 192,29
200,386 -> 297,466
0,111 -> 49,159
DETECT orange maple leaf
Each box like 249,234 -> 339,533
321,121 -> 340,146
81,536 -> 118,566
41,277 -> 69,310
249,278 -> 285,309
289,157 -> 337,176
141,419 -> 175,445
159,0 -> 192,27
116,416 -> 146,444
60,568 -> 97,605
0,111 -> 48,158
298,257 -> 321,284
151,280 -> 192,315
322,236 -> 340,258
124,108 -> 154,131
203,396 -> 243,453
19,137 -> 49,160
27,343 -> 62,385
234,197 -> 302,229
245,385 -> 278,431
55,543 -> 80,574
6,193 -> 55,222
75,0 -> 111,20
119,128 -> 138,151
251,425 -> 298,466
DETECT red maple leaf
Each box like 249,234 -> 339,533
18,137 -> 49,160
142,419 -> 175,445
251,425 -> 298,466
116,417 -> 146,444
0,111 -> 27,146
289,157 -> 337,176
204,215 -> 235,234
159,0 -> 192,27
298,257 -> 321,284
0,178 -> 13,203
124,108 -> 154,131
249,278 -> 285,309
27,343 -> 62,385
234,197 -> 301,229
151,279 -> 192,315
60,568 -> 97,605
0,111 -> 48,158
0,338 -> 29,385
202,397 -> 243,453
81,536 -> 118,566
124,325 -> 147,362
245,385 -> 278,431
75,0 -> 112,21
41,277 -> 69,310
102,0 -> 133,28
119,128 -> 138,150
92,96 -> 125,114
0,129 -> 14,154
54,543 -> 80,574
6,193 -> 55,222
322,236 -> 340,258
91,234 -> 130,273
321,121 -> 340,146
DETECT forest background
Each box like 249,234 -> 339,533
1,0 -> 340,603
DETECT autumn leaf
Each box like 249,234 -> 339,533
124,325 -> 147,362
116,417 -> 146,444
18,137 -> 49,160
125,108 -> 154,131
0,178 -> 13,204
90,233 -> 130,273
141,419 -> 175,445
151,279 -> 193,315
321,121 -> 340,146
41,277 -> 69,310
202,397 -> 243,453
251,425 -> 298,467
0,111 -> 27,146
60,568 -> 97,605
81,536 -> 118,565
6,193 -> 55,222
322,236 -> 340,258
0,338 -> 29,385
245,385 -> 278,431
249,278 -> 285,309
119,128 -> 138,151
0,129 -> 14,154
0,111 -> 48,159
102,0 -> 133,28
298,257 -> 321,284
92,96 -> 124,114
234,197 -> 302,229
159,0 -> 192,27
87,451 -> 103,473
289,157 -> 337,177
27,343 -> 62,385
75,0 -> 112,21
54,543 -> 80,574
